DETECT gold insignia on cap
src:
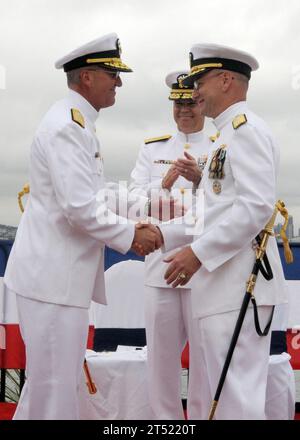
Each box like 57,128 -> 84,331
184,144 -> 191,150
177,74 -> 187,89
232,114 -> 247,130
190,63 -> 223,75
71,108 -> 85,128
116,38 -> 122,54
169,90 -> 194,100
145,135 -> 172,145
86,57 -> 131,71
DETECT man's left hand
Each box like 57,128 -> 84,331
164,246 -> 201,288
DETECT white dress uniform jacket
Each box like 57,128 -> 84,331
161,101 -> 287,318
130,130 -> 212,287
5,90 -> 135,308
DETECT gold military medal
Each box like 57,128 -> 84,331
213,180 -> 222,194
210,159 -> 217,172
208,145 -> 227,191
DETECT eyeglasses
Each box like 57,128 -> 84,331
194,71 -> 224,90
86,68 -> 120,80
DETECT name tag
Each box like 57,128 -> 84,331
153,159 -> 175,165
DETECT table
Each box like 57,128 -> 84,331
78,348 -> 154,420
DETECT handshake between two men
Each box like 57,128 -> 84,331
130,194 -> 184,257
129,195 -> 181,257
132,222 -> 163,257
129,196 -> 202,288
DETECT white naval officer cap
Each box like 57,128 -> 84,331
165,70 -> 194,101
55,32 -> 132,73
181,43 -> 259,87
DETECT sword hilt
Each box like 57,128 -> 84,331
208,200 -> 293,420
256,201 -> 283,260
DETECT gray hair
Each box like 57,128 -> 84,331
233,71 -> 250,85
66,67 -> 88,87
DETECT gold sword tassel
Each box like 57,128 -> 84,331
208,200 -> 293,421
18,183 -> 30,213
275,201 -> 294,264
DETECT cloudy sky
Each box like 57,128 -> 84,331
0,0 -> 299,233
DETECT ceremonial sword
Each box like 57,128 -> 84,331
208,200 -> 293,420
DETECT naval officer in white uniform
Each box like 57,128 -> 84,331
162,44 -> 287,419
130,71 -> 212,419
4,33 -> 162,420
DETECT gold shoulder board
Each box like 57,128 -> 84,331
144,135 -> 172,145
71,108 -> 85,129
232,114 -> 247,130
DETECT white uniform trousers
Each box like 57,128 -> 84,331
14,294 -> 89,420
196,306 -> 273,419
144,286 -> 202,420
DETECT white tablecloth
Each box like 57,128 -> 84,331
79,349 -> 154,420
0,277 -> 18,324
286,280 -> 300,328
266,352 -> 296,420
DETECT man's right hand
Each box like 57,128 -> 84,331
174,152 -> 202,186
131,223 -> 163,256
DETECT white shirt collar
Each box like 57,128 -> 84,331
68,89 -> 99,125
177,129 -> 205,143
213,101 -> 248,131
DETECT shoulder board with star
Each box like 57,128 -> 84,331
144,135 -> 172,145
71,108 -> 85,129
232,114 -> 247,130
